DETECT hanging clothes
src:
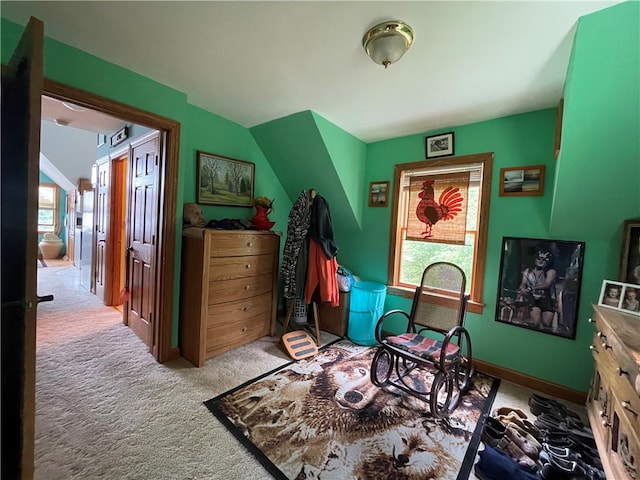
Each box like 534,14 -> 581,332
280,190 -> 312,300
304,238 -> 339,307
309,194 -> 338,260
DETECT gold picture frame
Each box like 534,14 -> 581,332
499,165 -> 545,197
196,151 -> 255,207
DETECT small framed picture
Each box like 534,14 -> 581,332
196,151 -> 255,207
499,165 -> 545,196
598,280 -> 640,316
368,181 -> 389,207
425,132 -> 454,158
619,219 -> 640,284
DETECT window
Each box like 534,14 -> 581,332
38,183 -> 59,233
387,153 -> 493,313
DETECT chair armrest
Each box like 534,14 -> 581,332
440,325 -> 472,370
374,309 -> 410,343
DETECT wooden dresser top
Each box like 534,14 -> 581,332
593,305 -> 640,365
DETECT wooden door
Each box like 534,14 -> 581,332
66,189 -> 76,263
95,158 -> 109,302
125,133 -> 160,351
110,155 -> 128,305
1,17 -> 44,480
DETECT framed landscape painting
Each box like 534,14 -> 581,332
196,151 -> 255,207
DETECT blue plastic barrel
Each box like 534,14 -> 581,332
348,281 -> 387,346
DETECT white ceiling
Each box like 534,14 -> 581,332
2,1 -> 621,143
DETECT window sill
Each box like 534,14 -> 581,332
386,285 -> 485,315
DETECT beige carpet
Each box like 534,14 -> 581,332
35,264 -> 587,479
36,264 -> 322,479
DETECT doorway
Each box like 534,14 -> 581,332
42,79 -> 180,363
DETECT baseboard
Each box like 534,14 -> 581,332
472,358 -> 587,406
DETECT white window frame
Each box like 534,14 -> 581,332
38,182 -> 59,234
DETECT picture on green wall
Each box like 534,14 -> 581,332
196,151 -> 255,207
496,237 -> 585,339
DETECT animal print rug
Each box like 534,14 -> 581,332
205,339 -> 500,480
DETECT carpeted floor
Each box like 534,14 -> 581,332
206,340 -> 499,480
35,264 -> 588,479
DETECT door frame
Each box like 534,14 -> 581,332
43,79 -> 180,363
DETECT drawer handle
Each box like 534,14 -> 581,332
598,410 -> 607,418
242,306 -> 250,312
245,264 -> 251,269
242,326 -> 248,332
246,242 -> 253,247
596,331 -> 606,340
601,342 -> 612,350
621,401 -> 638,417
617,367 -> 629,377
244,285 -> 251,290
589,345 -> 599,354
588,317 -> 594,323
601,420 -> 611,428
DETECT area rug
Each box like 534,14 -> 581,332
205,339 -> 499,480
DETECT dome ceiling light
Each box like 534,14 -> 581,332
362,20 -> 414,69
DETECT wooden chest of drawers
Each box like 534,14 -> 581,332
179,228 -> 280,367
587,305 -> 640,480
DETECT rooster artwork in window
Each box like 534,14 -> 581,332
415,180 -> 464,238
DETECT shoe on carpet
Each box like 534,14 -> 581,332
506,423 -> 542,460
481,416 -> 507,448
496,431 -> 538,472
529,393 -> 581,419
538,453 -> 605,480
474,445 -> 540,480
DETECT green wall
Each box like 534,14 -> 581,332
1,18 -> 290,345
3,1 -> 638,393
346,109 -> 607,392
339,1 -> 639,392
551,1 -> 640,240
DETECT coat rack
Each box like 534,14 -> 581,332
280,188 -> 322,345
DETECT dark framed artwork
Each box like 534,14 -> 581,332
496,237 -> 586,339
619,219 -> 640,284
196,151 -> 255,207
368,181 -> 389,207
425,132 -> 454,158
499,165 -> 545,196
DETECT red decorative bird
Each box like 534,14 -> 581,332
415,180 -> 464,238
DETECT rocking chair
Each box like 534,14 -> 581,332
369,262 -> 474,418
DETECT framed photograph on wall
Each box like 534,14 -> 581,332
368,181 -> 389,207
619,219 -> 640,284
496,237 -> 586,339
196,151 -> 255,207
499,165 -> 545,196
598,280 -> 640,316
425,132 -> 454,158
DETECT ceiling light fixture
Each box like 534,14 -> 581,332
362,20 -> 414,69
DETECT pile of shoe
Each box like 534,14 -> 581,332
529,394 -> 605,480
474,394 -> 606,479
